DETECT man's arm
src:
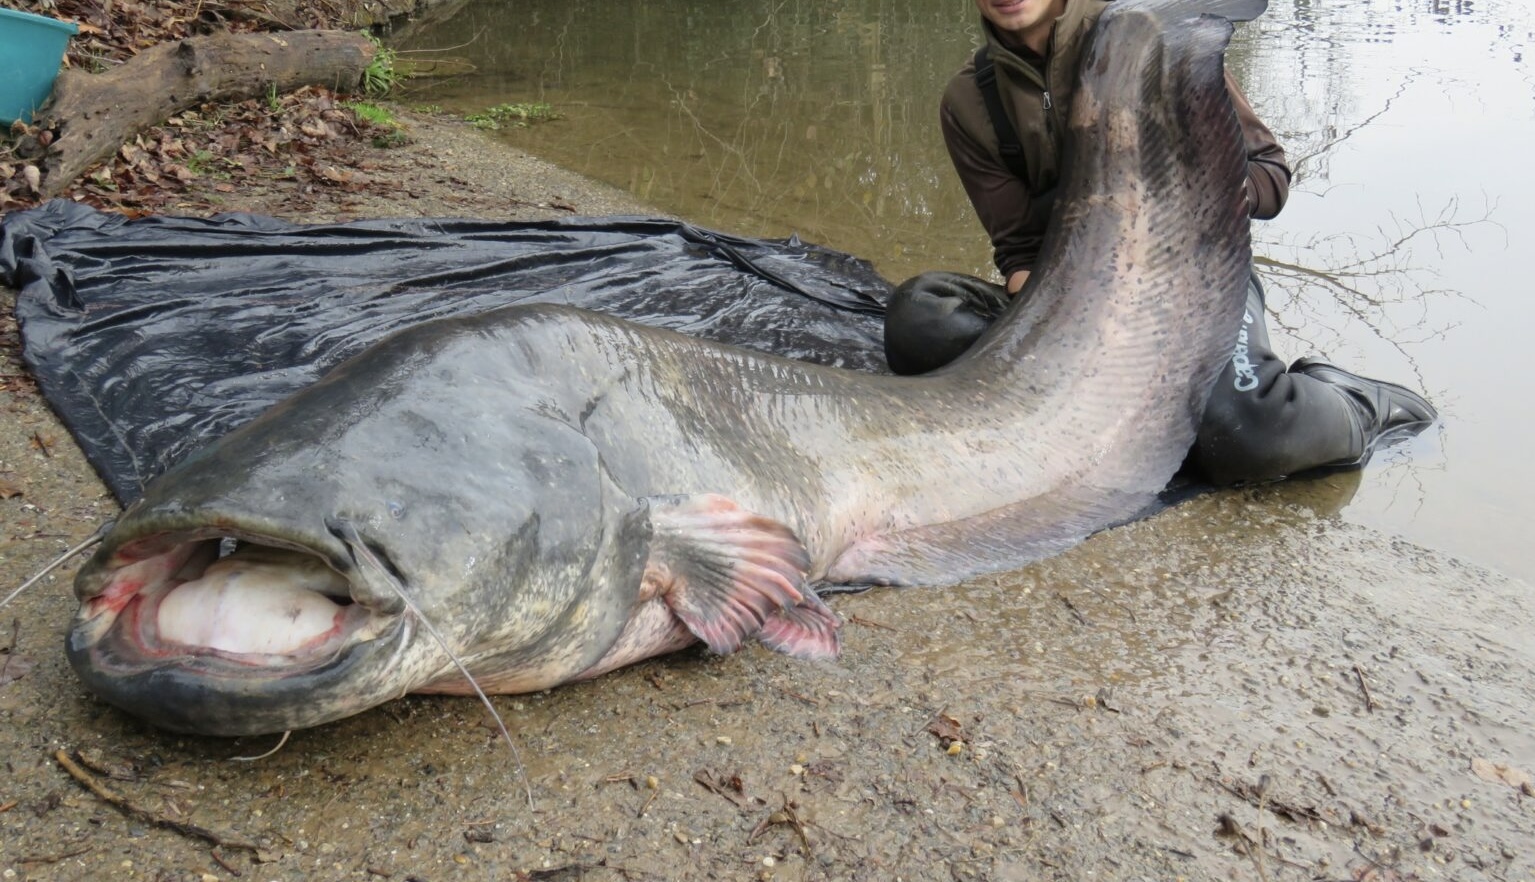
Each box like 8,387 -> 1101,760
1226,70 -> 1291,220
942,70 -> 1291,293
940,100 -> 1049,287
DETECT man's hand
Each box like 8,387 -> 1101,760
1006,270 -> 1030,295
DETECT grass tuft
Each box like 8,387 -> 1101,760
466,102 -> 560,131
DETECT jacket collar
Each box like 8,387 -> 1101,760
979,0 -> 1098,87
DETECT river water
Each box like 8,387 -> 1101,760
394,0 -> 1533,584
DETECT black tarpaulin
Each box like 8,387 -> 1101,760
1,200 -> 893,504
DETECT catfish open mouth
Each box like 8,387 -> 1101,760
72,535 -> 400,678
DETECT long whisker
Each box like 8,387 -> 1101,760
1,521 -> 112,611
382,575 -> 535,811
333,520 -> 534,811
229,730 -> 292,762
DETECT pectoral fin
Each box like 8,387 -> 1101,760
640,494 -> 841,659
758,590 -> 841,660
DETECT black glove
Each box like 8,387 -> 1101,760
883,271 -> 1010,375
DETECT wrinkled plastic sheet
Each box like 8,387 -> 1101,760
1,200 -> 893,504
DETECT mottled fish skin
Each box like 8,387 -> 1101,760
66,0 -> 1263,736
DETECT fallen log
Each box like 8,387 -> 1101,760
38,29 -> 376,196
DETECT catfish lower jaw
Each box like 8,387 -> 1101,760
67,537 -> 413,735
65,620 -> 413,736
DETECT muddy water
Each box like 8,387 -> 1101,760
395,0 -> 1535,585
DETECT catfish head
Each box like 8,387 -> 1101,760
65,314 -> 653,736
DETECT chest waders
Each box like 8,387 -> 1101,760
889,44 -> 1437,484
887,268 -> 1436,485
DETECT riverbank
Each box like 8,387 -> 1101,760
6,101 -> 661,223
2,86 -> 1532,882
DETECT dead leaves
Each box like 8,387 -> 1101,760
1,0 -> 401,213
2,620 -> 32,688
0,309 -> 37,396
48,0 -> 355,71
63,85 -> 387,214
0,148 -> 51,212
1470,757 -> 1534,795
926,710 -> 966,755
0,653 -> 34,687
693,768 -> 759,809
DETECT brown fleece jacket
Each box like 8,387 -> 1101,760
940,0 -> 1290,279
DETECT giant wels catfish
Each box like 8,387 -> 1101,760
67,0 -> 1266,735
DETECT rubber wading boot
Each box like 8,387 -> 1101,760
884,271 -> 1010,375
1289,356 -> 1438,469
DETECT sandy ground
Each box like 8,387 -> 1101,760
2,112 -> 1533,882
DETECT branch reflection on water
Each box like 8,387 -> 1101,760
397,0 -> 1520,348
1231,0 -> 1526,369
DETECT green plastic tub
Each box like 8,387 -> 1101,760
0,7 -> 79,124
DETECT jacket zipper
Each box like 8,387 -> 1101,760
1043,28 -> 1060,145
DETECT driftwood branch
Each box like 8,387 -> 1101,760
53,749 -> 262,853
39,29 -> 375,195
